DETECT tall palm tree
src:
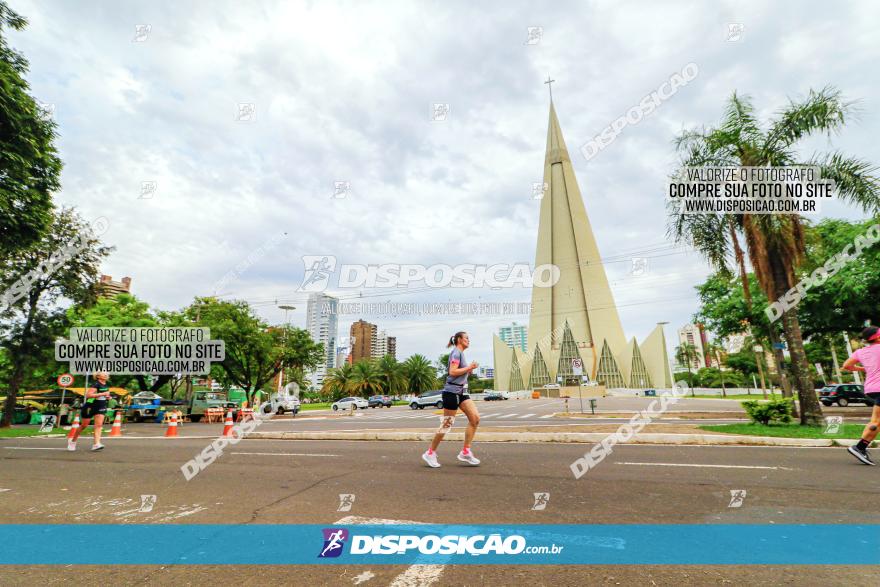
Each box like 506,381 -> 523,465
375,355 -> 406,396
669,86 -> 880,424
321,363 -> 353,401
674,343 -> 698,394
348,359 -> 383,398
402,354 -> 436,394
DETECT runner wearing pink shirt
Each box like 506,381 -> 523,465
844,326 -> 880,465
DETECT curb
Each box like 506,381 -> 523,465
246,430 -> 850,447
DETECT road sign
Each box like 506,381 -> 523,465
571,358 -> 583,376
57,373 -> 74,387
815,363 -> 825,376
772,342 -> 786,350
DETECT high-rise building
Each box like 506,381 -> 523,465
97,275 -> 132,298
306,293 -> 338,388
492,102 -> 669,391
677,324 -> 707,370
499,322 -> 528,353
480,366 -> 495,379
335,346 -> 351,368
350,319 -> 377,363
372,330 -> 397,359
387,336 -> 396,359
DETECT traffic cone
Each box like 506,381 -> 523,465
67,413 -> 80,439
109,411 -> 123,437
222,410 -> 234,437
164,412 -> 179,438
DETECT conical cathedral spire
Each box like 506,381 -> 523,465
528,102 -> 628,382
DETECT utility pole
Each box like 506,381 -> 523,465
831,341 -> 843,383
715,349 -> 727,398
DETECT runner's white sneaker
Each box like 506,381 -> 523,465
67,440 -> 76,452
91,443 -> 105,452
422,451 -> 440,468
457,450 -> 480,466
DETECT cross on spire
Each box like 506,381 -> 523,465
544,75 -> 555,102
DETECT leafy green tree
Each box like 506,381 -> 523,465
0,2 -> 62,257
402,354 -> 435,393
192,298 -> 323,405
66,293 -> 177,393
0,208 -> 111,426
796,217 -> 880,338
669,86 -> 880,424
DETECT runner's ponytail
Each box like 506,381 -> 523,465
447,331 -> 467,348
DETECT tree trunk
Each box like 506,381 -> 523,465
1,297 -> 38,427
768,257 -> 823,425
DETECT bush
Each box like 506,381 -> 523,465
741,398 -> 794,425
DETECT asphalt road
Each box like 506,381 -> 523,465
95,397 -> 872,437
1,434 -> 878,585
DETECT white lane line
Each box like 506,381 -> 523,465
518,414 -> 537,419
497,413 -> 518,419
230,452 -> 339,457
4,447 -> 68,451
616,462 -> 792,470
335,516 -> 444,587
540,414 -> 555,419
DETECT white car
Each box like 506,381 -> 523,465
332,397 -> 369,411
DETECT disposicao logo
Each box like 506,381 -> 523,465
318,528 -> 349,558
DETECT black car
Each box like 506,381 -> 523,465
484,392 -> 504,401
819,384 -> 873,407
368,395 -> 393,408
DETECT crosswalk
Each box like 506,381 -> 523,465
347,410 -> 556,421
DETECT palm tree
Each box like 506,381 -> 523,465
321,363 -> 353,401
402,354 -> 436,394
674,343 -> 698,394
348,360 -> 383,398
669,86 -> 880,425
375,355 -> 406,396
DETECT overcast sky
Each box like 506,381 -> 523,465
10,0 -> 880,367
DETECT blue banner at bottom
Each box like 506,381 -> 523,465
1,524 -> 878,565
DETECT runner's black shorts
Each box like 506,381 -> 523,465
81,400 -> 108,419
442,392 -> 470,410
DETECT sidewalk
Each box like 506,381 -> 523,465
246,429 -> 865,447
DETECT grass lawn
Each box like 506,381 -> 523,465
700,422 -> 865,439
0,425 -> 107,438
301,403 -> 331,411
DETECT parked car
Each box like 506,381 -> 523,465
484,391 -> 509,401
368,395 -> 393,408
409,391 -> 444,410
819,384 -> 872,407
261,391 -> 301,416
332,397 -> 369,411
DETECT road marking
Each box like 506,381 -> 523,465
497,413 -> 518,419
540,414 -> 555,418
617,462 -> 792,470
4,447 -> 68,451
335,516 -> 444,587
230,452 -> 339,457
518,413 -> 537,419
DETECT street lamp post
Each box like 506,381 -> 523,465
278,305 -> 296,393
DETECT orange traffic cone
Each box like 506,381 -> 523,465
222,410 -> 234,437
164,412 -> 179,438
67,413 -> 81,439
109,411 -> 123,437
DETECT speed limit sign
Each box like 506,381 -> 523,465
571,358 -> 583,376
57,373 -> 74,387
